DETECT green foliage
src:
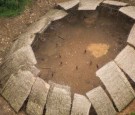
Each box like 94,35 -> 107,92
0,0 -> 30,17
131,112 -> 135,115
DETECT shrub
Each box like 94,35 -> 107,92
0,0 -> 30,17
131,112 -> 135,115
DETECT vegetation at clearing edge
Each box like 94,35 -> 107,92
131,112 -> 135,115
0,0 -> 30,17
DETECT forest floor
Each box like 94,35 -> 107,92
0,0 -> 135,115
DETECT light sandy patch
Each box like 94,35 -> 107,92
87,43 -> 110,58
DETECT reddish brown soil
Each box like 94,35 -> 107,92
0,0 -> 135,115
34,10 -> 132,94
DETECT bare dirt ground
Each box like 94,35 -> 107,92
34,8 -> 135,115
34,10 -> 132,94
0,0 -> 135,115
